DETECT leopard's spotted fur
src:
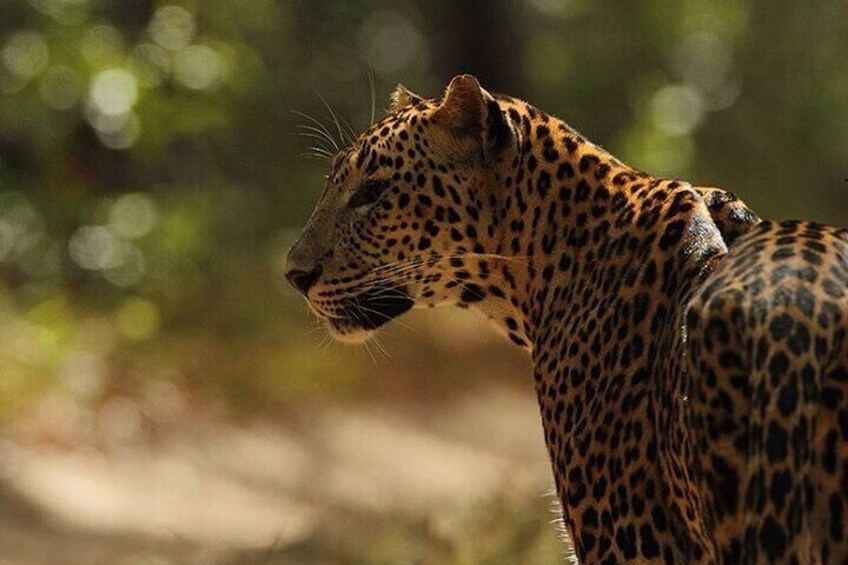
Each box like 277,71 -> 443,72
286,75 -> 848,563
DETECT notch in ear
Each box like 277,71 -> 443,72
431,74 -> 518,162
389,84 -> 423,112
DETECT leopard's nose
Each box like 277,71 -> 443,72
285,264 -> 323,295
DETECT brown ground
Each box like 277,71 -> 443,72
0,384 -> 562,564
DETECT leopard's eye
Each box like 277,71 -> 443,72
348,180 -> 389,210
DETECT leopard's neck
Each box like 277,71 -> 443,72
475,99 -> 654,346
469,98 -> 731,562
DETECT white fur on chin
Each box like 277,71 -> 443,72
327,318 -> 375,344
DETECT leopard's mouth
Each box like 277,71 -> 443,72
321,284 -> 414,342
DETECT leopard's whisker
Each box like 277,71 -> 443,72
370,335 -> 392,359
344,298 -> 417,333
315,91 -> 352,147
296,131 -> 337,153
360,333 -> 380,367
304,145 -> 335,158
339,251 -> 536,294
296,124 -> 339,148
367,63 -> 377,126
301,151 -> 333,163
291,110 -> 339,151
337,112 -> 359,147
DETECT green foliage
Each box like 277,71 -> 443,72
0,0 -> 845,437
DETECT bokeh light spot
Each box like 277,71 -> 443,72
94,111 -> 142,150
173,45 -> 228,90
130,42 -> 171,88
651,84 -> 705,137
59,351 -> 107,400
29,0 -> 91,25
2,31 -> 49,80
103,244 -> 146,287
674,32 -> 732,92
69,226 -> 125,270
89,68 -> 139,116
622,128 -> 695,178
149,5 -> 196,51
115,297 -> 160,341
359,12 -> 424,73
109,193 -> 159,239
11,320 -> 57,366
80,24 -> 125,68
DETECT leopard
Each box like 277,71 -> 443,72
285,74 -> 848,563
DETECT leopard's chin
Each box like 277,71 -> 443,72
320,284 -> 414,344
325,316 -> 377,343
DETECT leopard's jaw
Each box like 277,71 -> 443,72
324,316 -> 376,343
306,283 -> 414,343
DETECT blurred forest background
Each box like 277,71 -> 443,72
0,0 -> 846,563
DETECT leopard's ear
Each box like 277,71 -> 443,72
432,74 -> 518,161
432,75 -> 486,136
389,84 -> 422,112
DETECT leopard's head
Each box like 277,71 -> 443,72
285,75 -> 522,342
